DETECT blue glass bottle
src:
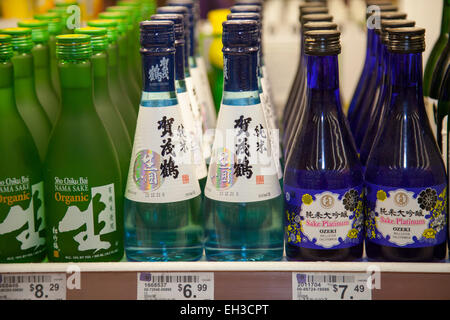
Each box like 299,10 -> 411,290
284,21 -> 337,161
284,30 -> 364,261
124,21 -> 203,262
365,28 -> 447,262
347,4 -> 398,133
204,20 -> 283,261
352,12 -> 408,151
359,19 -> 416,167
282,7 -> 329,138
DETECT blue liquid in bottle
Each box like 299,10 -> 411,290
284,30 -> 364,262
124,21 -> 203,262
360,20 -> 416,167
204,20 -> 284,261
365,28 -> 447,262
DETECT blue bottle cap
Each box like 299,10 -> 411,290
387,27 -> 425,53
230,5 -> 262,14
157,5 -> 189,16
140,20 -> 175,47
304,29 -> 341,56
151,14 -> 185,41
227,12 -> 261,22
301,13 -> 333,26
380,19 -> 415,44
222,20 -> 259,50
167,0 -> 194,9
303,21 -> 338,33
235,0 -> 263,6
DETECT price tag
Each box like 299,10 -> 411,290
0,273 -> 66,300
292,272 -> 372,300
137,272 -> 214,300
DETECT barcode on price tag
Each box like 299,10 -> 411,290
292,272 -> 372,300
137,272 -> 214,300
0,273 -> 66,300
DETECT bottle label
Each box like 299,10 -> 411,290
0,177 -> 45,261
178,91 -> 207,180
442,115 -> 448,170
284,185 -> 365,249
205,103 -> 281,203
144,55 -> 176,93
125,104 -> 201,203
365,183 -> 448,248
186,76 -> 211,160
424,96 -> 438,140
50,177 -> 120,260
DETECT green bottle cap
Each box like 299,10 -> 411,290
74,27 -> 108,53
56,34 -> 92,60
48,8 -> 69,31
118,1 -> 142,19
107,6 -> 135,29
0,34 -> 14,60
0,28 -> 33,53
98,12 -> 128,35
55,1 -> 78,7
87,19 -> 119,43
34,12 -> 63,35
18,20 -> 50,43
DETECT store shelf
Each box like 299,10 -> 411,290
1,260 -> 449,300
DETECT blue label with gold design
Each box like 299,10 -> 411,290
284,185 -> 365,250
365,183 -> 448,248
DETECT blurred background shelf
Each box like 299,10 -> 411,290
1,260 -> 449,300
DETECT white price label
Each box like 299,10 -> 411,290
137,272 -> 214,300
0,273 -> 66,300
292,272 -> 372,300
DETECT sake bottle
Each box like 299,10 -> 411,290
124,21 -> 203,262
284,30 -> 364,261
227,12 -> 283,185
150,14 -> 208,192
106,6 -> 142,106
74,27 -> 132,191
430,35 -> 450,151
44,34 -> 124,262
283,2 -> 329,136
0,35 -> 46,263
284,19 -> 336,161
204,20 -> 283,261
365,28 -> 447,262
168,0 -> 213,164
99,11 -> 140,110
351,11 -> 408,151
346,2 -> 398,128
0,27 -> 52,162
424,0 -> 450,138
18,19 -> 60,127
359,19 -> 416,167
34,12 -> 63,102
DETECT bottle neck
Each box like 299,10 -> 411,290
91,52 -> 109,96
184,32 -> 191,76
140,49 -> 177,106
0,61 -> 17,116
306,54 -> 340,91
223,50 -> 259,93
366,28 -> 378,59
32,43 -> 50,69
441,0 -> 450,36
59,59 -> 96,113
175,41 -> 185,82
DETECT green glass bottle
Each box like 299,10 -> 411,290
424,0 -> 450,138
117,1 -> 144,79
106,6 -> 142,103
99,11 -> 140,110
87,19 -> 137,139
44,34 -> 124,262
74,26 -> 132,190
18,20 -> 60,127
48,7 -> 71,35
34,12 -> 63,102
0,35 -> 46,263
0,27 -> 52,162
141,0 -> 157,20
